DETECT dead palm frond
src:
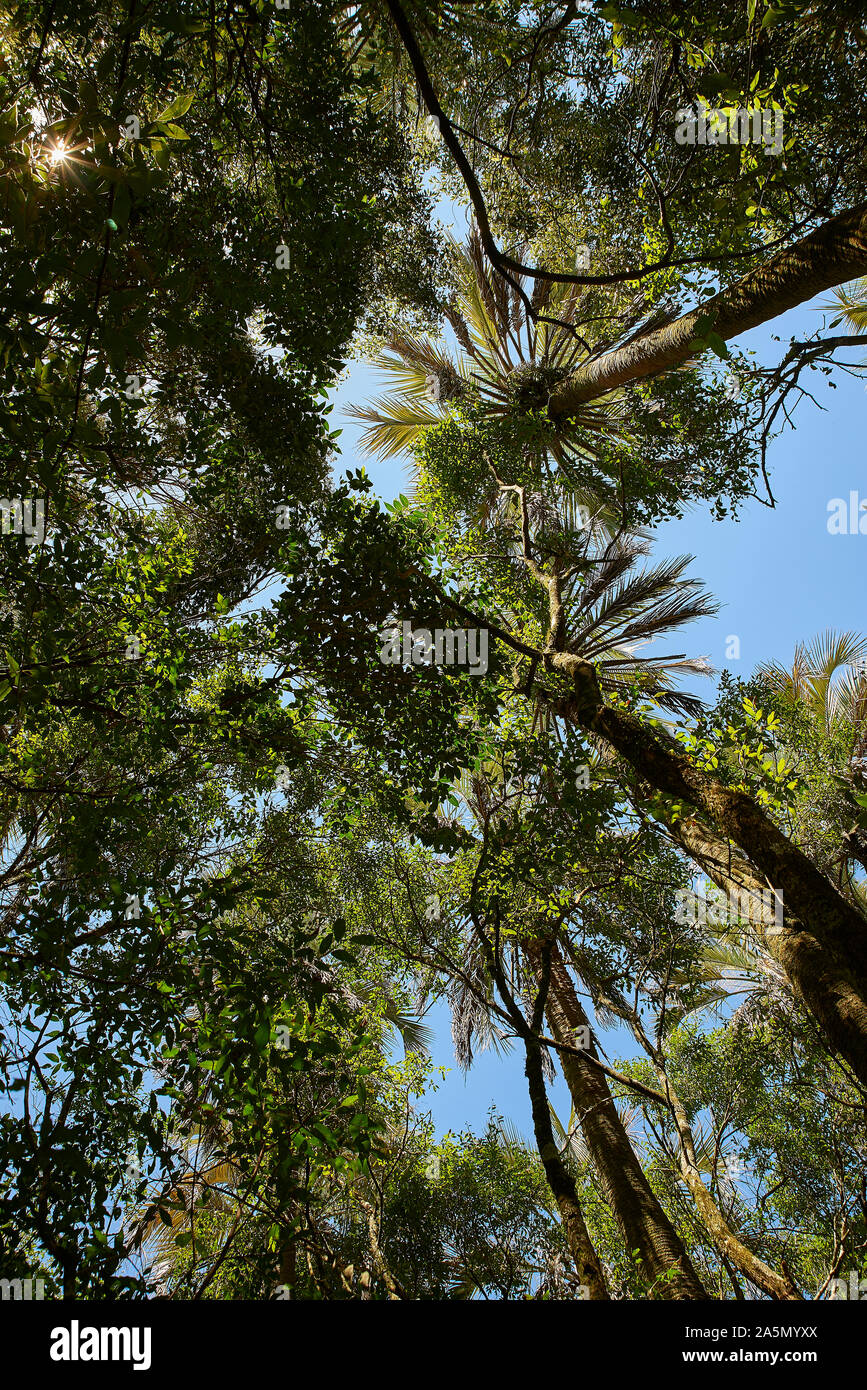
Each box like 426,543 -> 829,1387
447,929 -> 514,1070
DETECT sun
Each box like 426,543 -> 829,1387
47,141 -> 68,165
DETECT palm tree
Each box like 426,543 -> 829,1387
346,225 -> 625,472
353,230 -> 717,717
755,628 -> 867,753
551,527 -> 718,718
468,487 -> 718,717
353,231 -> 730,1295
824,276 -> 867,333
755,629 -> 867,884
638,916 -> 791,1034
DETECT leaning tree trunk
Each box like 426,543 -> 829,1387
475,900 -> 609,1297
655,1066 -> 801,1301
547,654 -> 867,1089
626,1014 -> 803,1302
526,940 -> 708,1300
548,202 -> 867,412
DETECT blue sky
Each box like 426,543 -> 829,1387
327,287 -> 867,1142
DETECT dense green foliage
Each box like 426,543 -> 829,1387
3,0 -> 867,1303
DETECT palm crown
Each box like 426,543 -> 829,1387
756,629 -> 867,749
347,225 -> 621,470
352,229 -> 716,716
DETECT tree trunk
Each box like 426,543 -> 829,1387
639,1038 -> 802,1301
526,941 -> 709,1299
550,655 -> 867,1087
522,1028 -> 610,1299
548,202 -> 867,413
278,1238 -> 297,1299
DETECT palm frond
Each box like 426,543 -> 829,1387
821,277 -> 867,331
382,1000 -> 434,1055
345,393 -> 444,459
755,628 -> 867,735
549,1101 -> 589,1164
349,222 -> 611,471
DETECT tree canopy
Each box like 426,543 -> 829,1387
3,0 -> 867,1316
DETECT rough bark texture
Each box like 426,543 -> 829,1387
551,655 -> 867,1087
651,823 -> 806,1296
528,941 -> 709,1300
522,1031 -> 610,1299
671,815 -> 771,900
542,795 -> 799,1298
548,202 -> 867,413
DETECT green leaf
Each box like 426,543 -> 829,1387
0,106 -> 19,144
155,93 -> 195,123
78,80 -> 100,111
148,137 -> 170,168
